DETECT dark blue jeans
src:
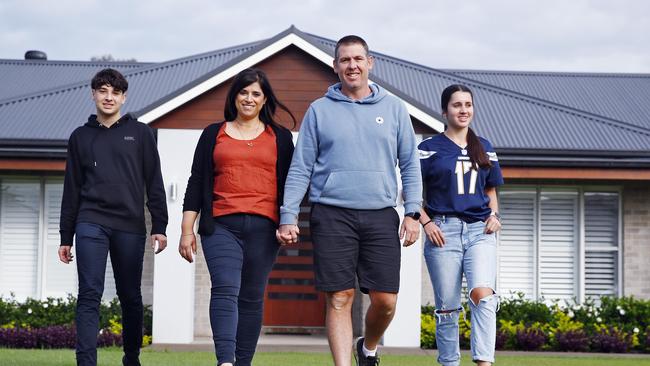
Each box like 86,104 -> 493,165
74,222 -> 146,366
201,214 -> 279,366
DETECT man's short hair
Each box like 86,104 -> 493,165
334,35 -> 369,61
91,68 -> 128,92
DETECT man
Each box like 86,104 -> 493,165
58,68 -> 168,366
278,36 -> 422,366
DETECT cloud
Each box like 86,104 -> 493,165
0,0 -> 648,72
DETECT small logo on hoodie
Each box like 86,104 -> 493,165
124,136 -> 135,141
375,116 -> 384,124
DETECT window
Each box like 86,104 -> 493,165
497,186 -> 621,303
584,193 -> 620,298
0,176 -> 116,301
0,178 -> 40,300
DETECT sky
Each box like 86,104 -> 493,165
1,0 -> 649,73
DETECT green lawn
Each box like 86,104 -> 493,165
1,348 -> 649,365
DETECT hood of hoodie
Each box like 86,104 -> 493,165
325,83 -> 387,104
85,113 -> 135,128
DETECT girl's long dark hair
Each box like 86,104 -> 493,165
224,68 -> 297,129
441,84 -> 491,169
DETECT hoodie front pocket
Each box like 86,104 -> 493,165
319,171 -> 391,202
82,183 -> 139,217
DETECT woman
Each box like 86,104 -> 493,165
178,68 -> 295,366
418,84 -> 503,366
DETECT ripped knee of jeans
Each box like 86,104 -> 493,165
469,286 -> 496,306
434,306 -> 463,324
469,287 -> 500,312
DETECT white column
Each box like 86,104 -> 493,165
382,168 -> 422,347
153,129 -> 202,344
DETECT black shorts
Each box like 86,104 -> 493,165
309,203 -> 401,294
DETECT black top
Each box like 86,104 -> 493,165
183,122 -> 295,235
59,114 -> 168,245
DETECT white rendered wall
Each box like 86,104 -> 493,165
153,129 -> 202,344
382,166 -> 422,348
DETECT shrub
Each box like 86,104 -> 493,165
0,327 -> 38,348
498,319 -> 525,350
0,294 -> 153,348
555,330 -> 590,352
598,296 -> 650,334
515,326 -> 546,351
35,325 -> 76,349
458,311 -> 471,350
590,325 -> 633,353
495,329 -> 509,350
422,295 -> 650,353
420,313 -> 436,349
0,325 -> 76,349
97,328 -> 122,347
0,295 -> 76,329
499,292 -> 553,325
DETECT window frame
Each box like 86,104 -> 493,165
497,184 -> 622,303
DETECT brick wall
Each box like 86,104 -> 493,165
142,211 -> 154,305
193,236 -> 212,337
623,184 -> 650,299
421,255 -> 435,306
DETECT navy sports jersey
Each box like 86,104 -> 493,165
418,133 -> 503,222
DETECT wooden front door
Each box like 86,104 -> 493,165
263,203 -> 325,328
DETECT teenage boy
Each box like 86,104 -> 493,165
59,68 -> 168,366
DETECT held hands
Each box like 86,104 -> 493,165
58,245 -> 74,264
151,234 -> 168,254
276,224 -> 299,246
400,216 -> 420,247
484,215 -> 502,234
179,233 -> 197,263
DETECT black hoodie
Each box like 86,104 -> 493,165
59,114 -> 168,245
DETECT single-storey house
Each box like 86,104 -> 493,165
1,26 -> 648,347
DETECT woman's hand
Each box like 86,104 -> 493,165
484,215 -> 502,234
179,233 -> 197,263
424,221 -> 445,247
277,224 -> 300,246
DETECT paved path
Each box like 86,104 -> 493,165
150,334 -> 650,358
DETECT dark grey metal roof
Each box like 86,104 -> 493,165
0,42 -> 259,142
1,26 -> 649,166
304,33 -> 650,153
445,69 -> 650,131
0,59 -> 151,100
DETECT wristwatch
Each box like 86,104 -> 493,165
405,212 -> 421,220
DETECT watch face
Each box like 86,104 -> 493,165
407,212 -> 421,220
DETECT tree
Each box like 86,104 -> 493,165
90,54 -> 137,62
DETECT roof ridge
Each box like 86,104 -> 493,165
0,58 -> 151,66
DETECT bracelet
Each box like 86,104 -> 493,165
181,233 -> 194,236
422,220 -> 433,227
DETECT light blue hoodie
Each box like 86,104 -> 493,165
280,83 -> 422,224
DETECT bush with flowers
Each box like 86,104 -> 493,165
0,294 -> 151,349
421,292 -> 650,353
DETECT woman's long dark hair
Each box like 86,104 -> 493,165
441,84 -> 491,169
224,68 -> 297,129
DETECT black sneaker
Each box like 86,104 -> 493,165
354,337 -> 380,366
122,355 -> 141,366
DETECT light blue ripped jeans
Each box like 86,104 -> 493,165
423,216 -> 498,366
